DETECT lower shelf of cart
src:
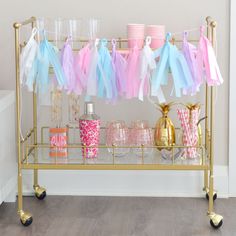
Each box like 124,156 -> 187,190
21,163 -> 209,170
22,145 -> 209,170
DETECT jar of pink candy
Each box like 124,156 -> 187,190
79,102 -> 100,159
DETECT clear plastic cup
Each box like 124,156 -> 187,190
106,120 -> 130,157
130,120 -> 153,157
36,17 -> 55,42
82,18 -> 101,41
64,19 -> 82,49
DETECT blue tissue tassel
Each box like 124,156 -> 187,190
151,32 -> 193,98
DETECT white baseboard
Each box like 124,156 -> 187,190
22,165 -> 228,198
0,174 -> 17,203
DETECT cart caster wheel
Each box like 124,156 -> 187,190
34,185 -> 46,200
36,190 -> 46,200
206,192 -> 217,201
209,213 -> 223,229
19,211 -> 33,227
210,219 -> 223,229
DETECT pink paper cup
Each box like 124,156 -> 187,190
128,39 -> 144,49
127,24 -> 145,48
146,25 -> 165,49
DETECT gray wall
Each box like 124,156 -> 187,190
0,0 -> 229,165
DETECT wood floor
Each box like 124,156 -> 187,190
0,196 -> 235,236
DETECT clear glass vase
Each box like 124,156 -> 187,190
68,93 -> 80,124
51,89 -> 62,127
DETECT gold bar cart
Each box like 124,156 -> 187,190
13,16 -> 223,229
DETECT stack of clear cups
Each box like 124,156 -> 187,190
54,18 -> 64,49
67,19 -> 82,49
36,17 -> 55,42
81,18 -> 101,41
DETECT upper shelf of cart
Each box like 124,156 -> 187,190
13,16 -> 217,50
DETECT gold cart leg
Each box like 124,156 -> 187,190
33,170 -> 38,189
17,166 -> 23,214
204,16 -> 211,195
32,99 -> 46,200
31,19 -> 46,200
208,180 -> 223,229
33,140 -> 39,194
14,22 -> 33,226
206,20 -> 223,229
203,17 -> 218,201
208,168 -> 214,213
33,148 -> 46,200
33,106 -> 46,200
18,169 -> 33,226
207,86 -> 223,228
203,170 -> 209,192
203,133 -> 209,193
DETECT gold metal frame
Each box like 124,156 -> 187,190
13,16 -> 223,228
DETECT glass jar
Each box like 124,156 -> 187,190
106,120 -> 130,157
130,120 -> 153,157
51,89 -> 62,127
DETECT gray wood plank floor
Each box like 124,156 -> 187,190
0,196 -> 235,236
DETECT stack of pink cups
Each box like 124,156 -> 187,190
127,24 -> 145,49
146,25 -> 165,49
127,23 -> 165,49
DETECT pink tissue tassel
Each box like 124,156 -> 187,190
196,26 -> 223,87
